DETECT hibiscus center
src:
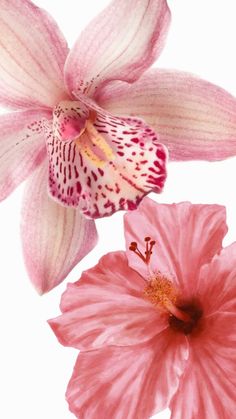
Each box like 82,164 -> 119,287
143,273 -> 178,310
144,275 -> 204,335
168,300 -> 203,335
129,237 -> 203,335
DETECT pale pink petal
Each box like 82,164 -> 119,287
21,160 -> 98,294
170,315 -> 236,419
0,109 -> 51,200
46,100 -> 167,218
197,243 -> 236,316
0,0 -> 69,109
124,198 -> 227,295
49,251 -> 168,349
66,331 -> 188,418
65,0 -> 170,97
99,69 -> 236,161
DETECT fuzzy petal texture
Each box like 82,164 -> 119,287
66,332 -> 188,419
0,0 -> 69,109
21,160 -> 98,294
65,0 -> 170,97
99,69 -> 236,161
0,109 -> 51,200
124,198 -> 227,295
170,312 -> 236,419
49,251 -> 168,350
46,100 -> 167,218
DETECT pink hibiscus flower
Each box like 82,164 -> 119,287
49,198 -> 236,418
0,0 -> 171,293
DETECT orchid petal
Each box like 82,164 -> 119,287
99,69 -> 236,161
21,160 -> 98,294
64,0 -> 170,97
124,198 -> 227,294
0,0 -> 69,110
49,251 -> 168,350
66,332 -> 188,419
0,109 -> 51,200
46,100 -> 167,218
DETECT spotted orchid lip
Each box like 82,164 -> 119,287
46,98 -> 168,218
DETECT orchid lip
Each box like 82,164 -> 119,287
48,95 -> 167,216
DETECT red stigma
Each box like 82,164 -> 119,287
129,236 -> 156,264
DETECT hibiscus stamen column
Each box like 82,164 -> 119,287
129,237 -> 197,326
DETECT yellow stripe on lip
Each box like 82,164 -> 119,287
75,117 -> 115,168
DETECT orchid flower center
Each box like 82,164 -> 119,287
53,101 -> 115,168
129,237 -> 203,335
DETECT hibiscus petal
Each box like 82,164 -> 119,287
98,69 -> 236,161
46,101 -> 167,218
64,0 -> 170,97
124,198 -> 227,294
0,109 -> 51,201
0,0 -> 69,109
21,160 -> 98,294
49,251 -> 168,349
66,332 -> 188,419
170,318 -> 236,419
197,243 -> 236,316
61,252 -> 146,310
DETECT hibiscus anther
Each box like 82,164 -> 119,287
129,236 -> 156,264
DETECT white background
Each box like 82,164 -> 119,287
1,1 -> 236,418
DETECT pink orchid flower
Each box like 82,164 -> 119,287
49,198 -> 236,418
0,0 -> 171,293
